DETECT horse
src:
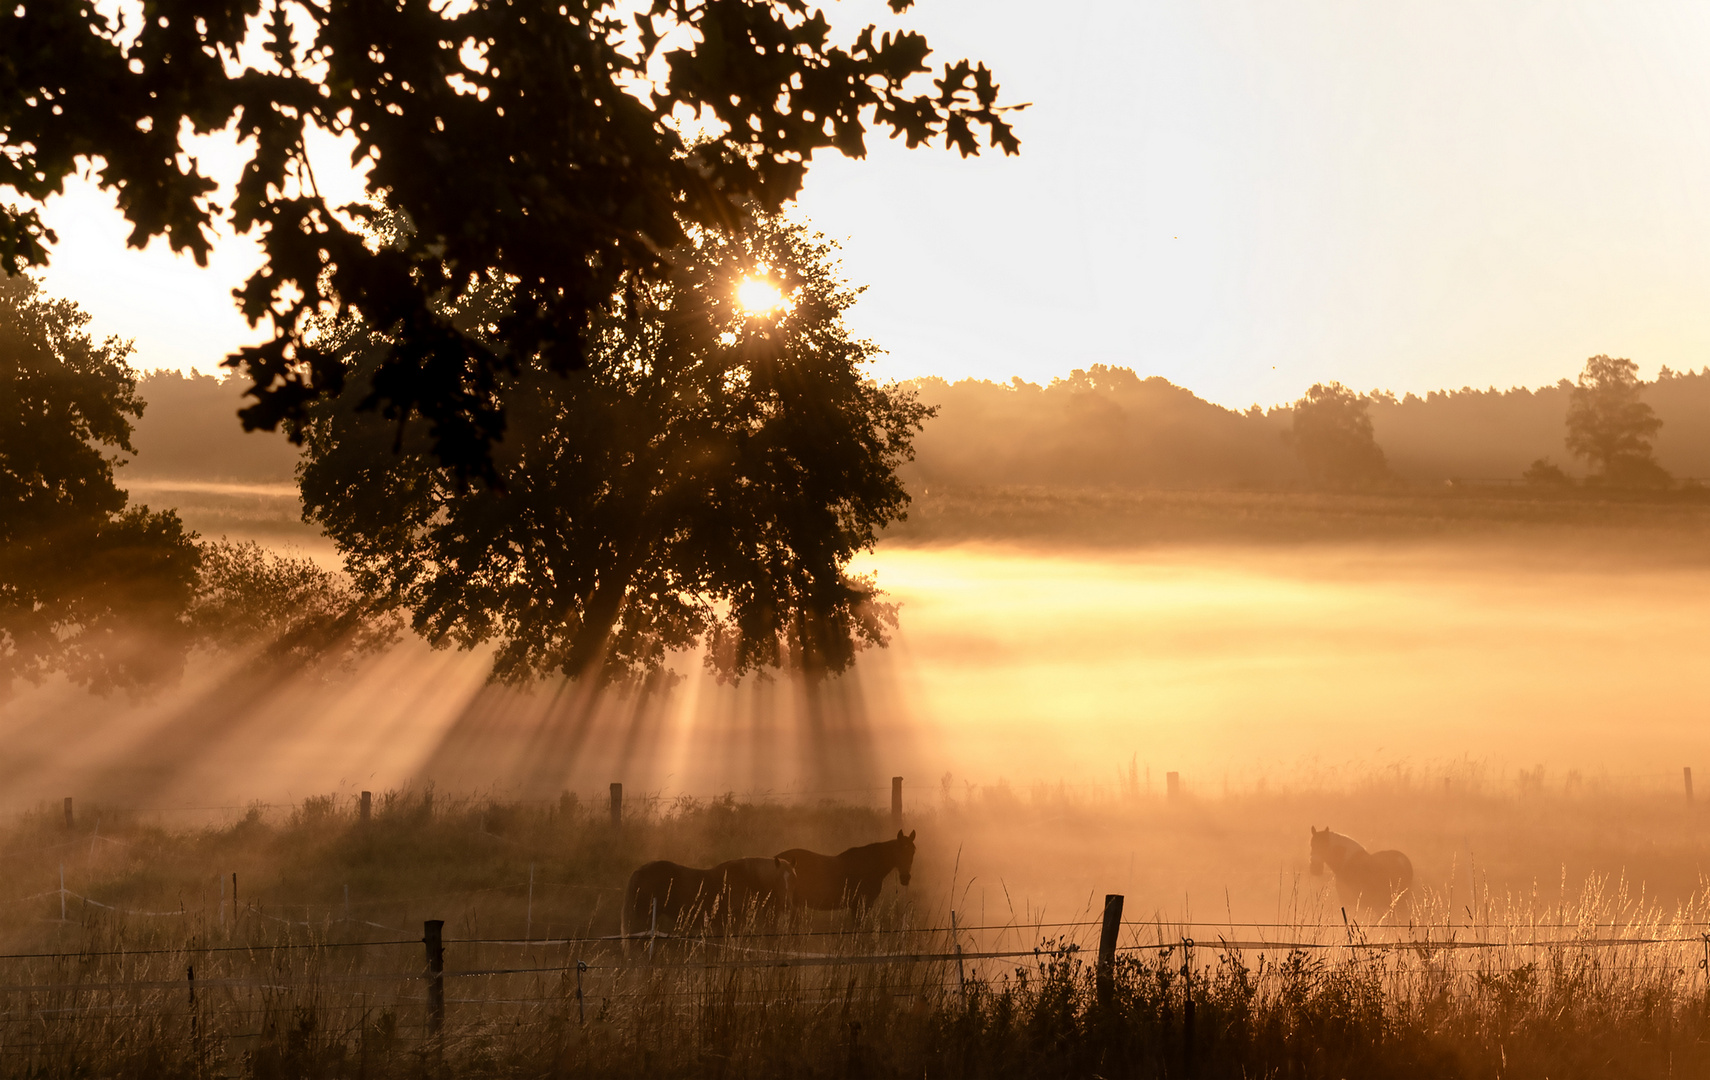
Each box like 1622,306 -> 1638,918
621,856 -> 796,947
776,829 -> 916,912
1309,826 -> 1413,919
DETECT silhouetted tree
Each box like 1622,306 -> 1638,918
1522,458 -> 1573,487
0,275 -> 201,694
1290,382 -> 1389,488
1564,355 -> 1670,487
297,214 -> 925,683
1,0 -> 1019,484
191,540 -> 401,671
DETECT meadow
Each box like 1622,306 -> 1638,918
9,483 -> 1710,1075
3,785 -> 1710,1078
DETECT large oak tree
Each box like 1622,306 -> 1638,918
1,0 -> 1019,483
298,214 -> 925,682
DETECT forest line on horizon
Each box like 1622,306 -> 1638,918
127,362 -> 1710,492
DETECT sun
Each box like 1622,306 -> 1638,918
736,277 -> 787,315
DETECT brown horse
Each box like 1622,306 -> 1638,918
1309,826 -> 1413,920
621,856 -> 796,944
777,830 -> 916,912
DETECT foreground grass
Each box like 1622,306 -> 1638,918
3,791 -> 1710,1078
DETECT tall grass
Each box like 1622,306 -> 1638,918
4,789 -> 1710,1077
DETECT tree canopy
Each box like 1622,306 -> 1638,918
297,213 -> 925,683
1,0 -> 1019,482
0,274 -> 202,693
1564,354 -> 1670,487
1290,381 -> 1389,489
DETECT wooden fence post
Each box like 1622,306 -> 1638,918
1097,893 -> 1123,1000
525,863 -> 535,941
359,791 -> 372,822
1181,937 -> 1196,1077
891,777 -> 903,828
1687,767 -> 1695,804
950,910 -> 967,1011
1166,772 -> 1180,802
575,960 -> 588,1024
63,797 -> 73,829
610,783 -> 623,828
188,963 -> 200,1075
424,920 -> 445,1037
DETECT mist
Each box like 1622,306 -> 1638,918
9,521 -> 1710,920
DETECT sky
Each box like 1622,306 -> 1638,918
30,0 -> 1710,411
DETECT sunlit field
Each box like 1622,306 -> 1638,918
7,490 -> 1710,926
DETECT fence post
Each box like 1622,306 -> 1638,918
575,960 -> 588,1024
63,797 -> 73,829
525,864 -> 535,941
1166,772 -> 1181,802
359,791 -> 372,822
610,783 -> 623,828
424,920 -> 445,1038
188,963 -> 200,1075
950,909 -> 967,1011
1181,938 -> 1196,1077
891,776 -> 903,828
1097,893 -> 1123,1000
1687,767 -> 1695,804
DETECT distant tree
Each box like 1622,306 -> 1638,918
297,214 -> 925,683
1564,355 -> 1670,487
190,540 -> 401,671
1290,382 -> 1389,488
0,275 -> 202,694
1522,458 -> 1573,487
0,0 -> 1020,484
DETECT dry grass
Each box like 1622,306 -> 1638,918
3,788 -> 1710,1077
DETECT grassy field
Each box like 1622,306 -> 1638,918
883,483 -> 1710,553
123,476 -> 1710,558
4,787 -> 1710,1078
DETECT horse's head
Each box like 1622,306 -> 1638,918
1309,826 -> 1326,875
773,856 -> 798,902
895,829 -> 916,887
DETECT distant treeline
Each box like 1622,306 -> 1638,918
129,370 -> 300,481
901,364 -> 1710,489
130,363 -> 1710,489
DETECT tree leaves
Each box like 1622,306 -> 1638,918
1,0 -> 1019,482
1290,382 -> 1390,490
1564,355 -> 1671,488
296,214 -> 927,684
0,274 -> 203,695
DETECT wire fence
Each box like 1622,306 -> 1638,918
6,901 -> 1710,1071
8,761 -> 1709,830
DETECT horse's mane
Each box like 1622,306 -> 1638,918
834,836 -> 908,860
1319,829 -> 1368,853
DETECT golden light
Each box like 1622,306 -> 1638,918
736,277 -> 787,315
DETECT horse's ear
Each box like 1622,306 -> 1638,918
897,829 -> 905,840
907,830 -> 916,842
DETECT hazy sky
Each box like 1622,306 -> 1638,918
32,0 -> 1710,410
